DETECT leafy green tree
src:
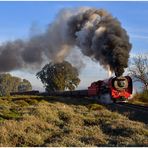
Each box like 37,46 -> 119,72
36,61 -> 80,92
0,73 -> 32,96
0,73 -> 12,96
11,76 -> 22,92
18,79 -> 32,92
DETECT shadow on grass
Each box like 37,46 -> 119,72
10,95 -> 100,106
7,95 -> 103,110
42,96 -> 101,106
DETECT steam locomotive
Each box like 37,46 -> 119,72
10,76 -> 133,104
88,76 -> 133,103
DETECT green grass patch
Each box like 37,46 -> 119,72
87,104 -> 105,111
0,111 -> 21,120
0,117 -> 5,122
13,100 -> 29,107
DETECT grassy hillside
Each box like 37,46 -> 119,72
0,96 -> 147,147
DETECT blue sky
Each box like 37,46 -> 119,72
0,1 -> 148,91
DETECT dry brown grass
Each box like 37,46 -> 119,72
0,96 -> 147,146
130,90 -> 148,106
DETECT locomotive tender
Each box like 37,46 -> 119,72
10,76 -> 133,104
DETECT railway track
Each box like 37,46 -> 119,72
106,102 -> 148,124
116,102 -> 148,113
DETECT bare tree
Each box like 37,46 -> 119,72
129,55 -> 148,90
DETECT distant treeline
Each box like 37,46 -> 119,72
0,73 -> 32,96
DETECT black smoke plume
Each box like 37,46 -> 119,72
0,7 -> 132,76
67,8 -> 132,76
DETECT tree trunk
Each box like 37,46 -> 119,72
144,83 -> 148,91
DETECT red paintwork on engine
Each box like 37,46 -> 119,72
88,80 -> 102,96
88,76 -> 132,100
111,89 -> 131,99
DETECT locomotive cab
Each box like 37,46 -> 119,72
88,77 -> 113,103
88,80 -> 102,96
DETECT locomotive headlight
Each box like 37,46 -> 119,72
117,80 -> 125,87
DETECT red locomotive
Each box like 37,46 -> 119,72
88,76 -> 133,103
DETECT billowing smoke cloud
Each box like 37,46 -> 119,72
0,7 -> 132,76
67,8 -> 132,76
